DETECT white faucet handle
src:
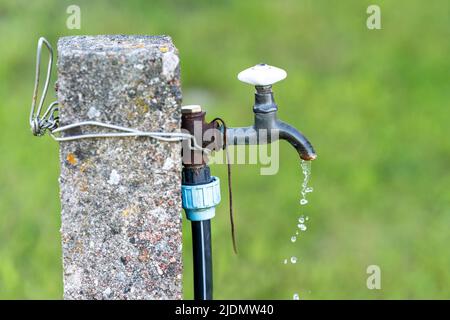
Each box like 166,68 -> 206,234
237,63 -> 287,86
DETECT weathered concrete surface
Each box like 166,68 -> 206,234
56,35 -> 182,300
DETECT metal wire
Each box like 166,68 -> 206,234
29,37 -> 208,153
51,121 -> 208,153
211,117 -> 237,254
30,37 -> 59,136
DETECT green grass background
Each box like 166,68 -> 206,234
0,0 -> 449,299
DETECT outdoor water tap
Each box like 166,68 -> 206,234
179,65 -> 317,299
225,64 -> 317,161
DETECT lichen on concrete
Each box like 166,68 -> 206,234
57,35 -> 182,300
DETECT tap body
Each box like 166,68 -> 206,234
225,86 -> 316,161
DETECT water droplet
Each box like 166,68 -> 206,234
293,293 -> 300,300
306,187 -> 314,193
283,259 -> 288,264
305,216 -> 309,221
291,236 -> 297,243
290,256 -> 298,264
298,224 -> 307,231
298,217 -> 305,223
296,231 -> 299,235
300,199 -> 308,205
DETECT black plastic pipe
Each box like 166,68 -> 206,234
182,166 -> 213,300
191,220 -> 213,300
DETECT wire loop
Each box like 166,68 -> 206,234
30,37 -> 59,136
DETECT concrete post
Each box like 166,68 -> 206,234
56,35 -> 183,300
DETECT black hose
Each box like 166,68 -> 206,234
182,166 -> 213,300
191,220 -> 213,300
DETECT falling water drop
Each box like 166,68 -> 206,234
283,259 -> 288,264
286,160 -> 313,300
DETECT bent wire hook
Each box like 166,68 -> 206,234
29,37 -> 59,136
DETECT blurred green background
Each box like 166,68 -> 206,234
0,0 -> 449,299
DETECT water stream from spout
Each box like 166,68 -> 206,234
284,160 -> 313,300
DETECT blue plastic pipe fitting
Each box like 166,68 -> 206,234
182,177 -> 221,221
